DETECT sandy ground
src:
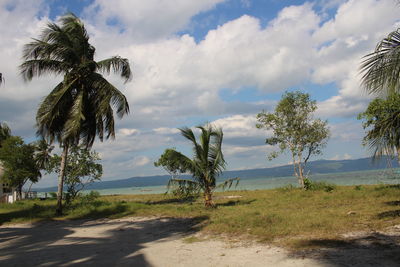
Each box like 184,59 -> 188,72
0,217 -> 399,267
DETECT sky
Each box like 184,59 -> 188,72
1,0 -> 399,187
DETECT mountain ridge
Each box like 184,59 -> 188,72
35,156 -> 398,192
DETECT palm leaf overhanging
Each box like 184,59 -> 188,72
361,28 -> 400,95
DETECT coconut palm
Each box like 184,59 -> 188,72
155,124 -> 238,207
20,13 -> 132,214
361,29 -> 400,95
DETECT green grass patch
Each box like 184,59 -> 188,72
1,185 -> 400,248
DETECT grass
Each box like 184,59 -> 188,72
1,184 -> 400,248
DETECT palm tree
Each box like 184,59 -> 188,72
155,124 -> 238,207
361,29 -> 400,95
20,13 -> 132,215
0,73 -> 3,85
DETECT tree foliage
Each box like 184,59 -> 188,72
0,136 -> 41,198
0,122 -> 11,148
358,93 -> 400,162
256,91 -> 330,188
154,124 -> 238,207
32,139 -> 55,170
47,145 -> 102,202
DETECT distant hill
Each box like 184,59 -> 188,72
35,156 -> 398,192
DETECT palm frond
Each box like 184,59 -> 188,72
63,90 -> 85,140
97,56 -> 132,83
167,178 -> 201,196
89,73 -> 130,118
20,59 -> 67,81
361,29 -> 400,95
216,177 -> 240,190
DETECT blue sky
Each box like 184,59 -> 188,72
0,0 -> 399,187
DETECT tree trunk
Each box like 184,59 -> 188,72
56,143 -> 69,215
17,184 -> 23,200
204,187 -> 215,208
298,162 -> 305,188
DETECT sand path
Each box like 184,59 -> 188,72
0,217 -> 399,266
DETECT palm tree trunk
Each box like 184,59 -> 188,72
56,143 -> 69,215
204,187 -> 214,208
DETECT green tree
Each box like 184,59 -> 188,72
361,29 -> 400,95
256,91 -> 330,188
0,136 -> 41,199
48,145 -> 102,202
154,124 -> 238,207
33,139 -> 54,170
358,93 -> 400,163
20,13 -> 131,215
0,122 -> 11,147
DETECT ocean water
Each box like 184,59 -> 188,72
91,168 -> 400,196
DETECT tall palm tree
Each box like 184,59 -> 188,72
156,124 -> 238,207
361,29 -> 400,95
20,13 -> 132,215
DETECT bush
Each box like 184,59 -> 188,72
304,178 -> 336,192
49,192 -> 57,198
354,185 -> 363,191
78,191 -> 101,206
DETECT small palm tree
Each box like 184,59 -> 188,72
155,124 -> 238,207
20,13 -> 132,214
361,29 -> 400,95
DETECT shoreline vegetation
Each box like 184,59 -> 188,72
1,183 -> 400,249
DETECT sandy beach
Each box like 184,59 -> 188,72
1,216 -> 399,266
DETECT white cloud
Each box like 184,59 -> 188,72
84,0 -> 226,42
129,156 -> 151,168
330,153 -> 352,160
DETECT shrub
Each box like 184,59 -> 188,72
304,178 -> 336,192
78,191 -> 101,206
354,185 -> 363,191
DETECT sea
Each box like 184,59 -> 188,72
82,168 -> 400,196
